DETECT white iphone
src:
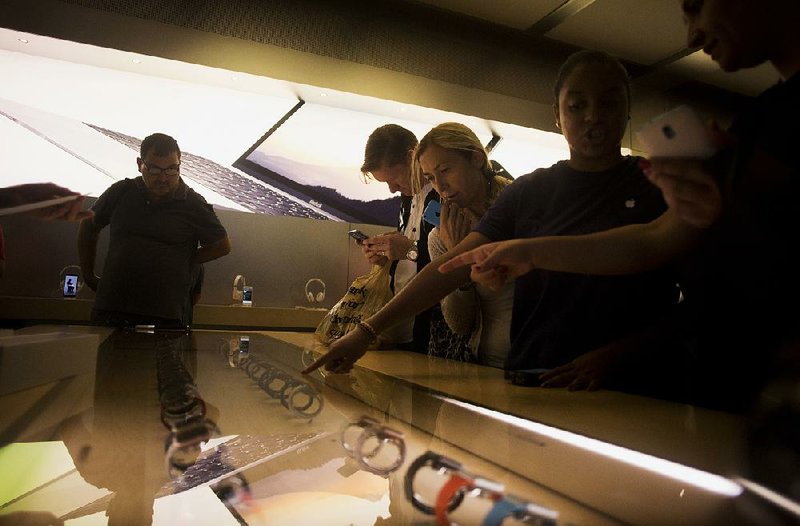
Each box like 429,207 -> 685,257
635,105 -> 716,159
242,286 -> 253,306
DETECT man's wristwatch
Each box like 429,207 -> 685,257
406,240 -> 419,262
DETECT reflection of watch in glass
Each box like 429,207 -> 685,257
406,240 -> 418,262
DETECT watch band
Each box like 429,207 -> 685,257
283,383 -> 324,418
355,422 -> 406,476
482,496 -> 559,526
435,472 -> 506,526
435,473 -> 473,526
341,416 -> 381,456
405,451 -> 465,515
482,498 -> 527,526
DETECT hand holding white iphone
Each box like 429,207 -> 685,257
635,105 -> 717,160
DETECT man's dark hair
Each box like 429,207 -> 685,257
360,124 -> 417,178
140,133 -> 181,159
553,50 -> 631,107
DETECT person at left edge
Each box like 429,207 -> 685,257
0,182 -> 92,278
77,132 -> 231,328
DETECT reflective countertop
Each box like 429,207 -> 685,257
0,326 -> 790,525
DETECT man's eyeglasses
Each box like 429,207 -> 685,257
142,161 -> 180,176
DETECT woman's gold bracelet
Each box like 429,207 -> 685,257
356,320 -> 378,342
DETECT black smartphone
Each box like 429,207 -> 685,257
508,368 -> 550,387
63,273 -> 79,297
348,229 -> 369,242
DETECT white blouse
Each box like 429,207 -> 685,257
428,227 -> 514,367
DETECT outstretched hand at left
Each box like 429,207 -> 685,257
0,183 -> 92,221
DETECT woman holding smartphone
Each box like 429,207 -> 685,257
412,122 -> 513,367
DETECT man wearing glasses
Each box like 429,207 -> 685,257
78,132 -> 231,328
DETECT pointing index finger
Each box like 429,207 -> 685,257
301,355 -> 328,375
438,250 -> 478,273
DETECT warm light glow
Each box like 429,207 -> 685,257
0,28 -> 587,219
437,395 -> 743,497
489,126 -> 570,177
735,478 -> 800,518
0,38 -> 299,164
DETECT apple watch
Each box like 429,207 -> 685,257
282,383 -> 324,418
341,416 -> 406,477
355,420 -> 406,476
405,451 -> 465,515
342,416 -> 381,456
434,474 -> 504,525
406,240 -> 419,262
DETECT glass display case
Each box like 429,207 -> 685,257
0,327 -> 793,525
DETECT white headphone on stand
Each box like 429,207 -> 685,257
304,278 -> 326,304
232,275 -> 246,301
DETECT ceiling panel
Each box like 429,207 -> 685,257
411,0 -> 563,30
543,0 -> 686,65
417,0 -> 780,98
666,51 -> 781,97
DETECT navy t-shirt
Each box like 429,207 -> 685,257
475,156 -> 678,370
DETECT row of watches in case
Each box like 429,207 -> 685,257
220,336 -> 324,419
339,415 -> 559,525
405,451 -> 560,526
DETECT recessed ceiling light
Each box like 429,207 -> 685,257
320,92 -> 327,97
17,38 -> 29,44
132,58 -> 142,64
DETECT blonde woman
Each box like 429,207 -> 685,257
412,122 -> 512,367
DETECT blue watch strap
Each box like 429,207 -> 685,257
482,498 -> 526,526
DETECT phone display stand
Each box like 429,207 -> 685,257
59,264 -> 83,299
242,286 -> 253,307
